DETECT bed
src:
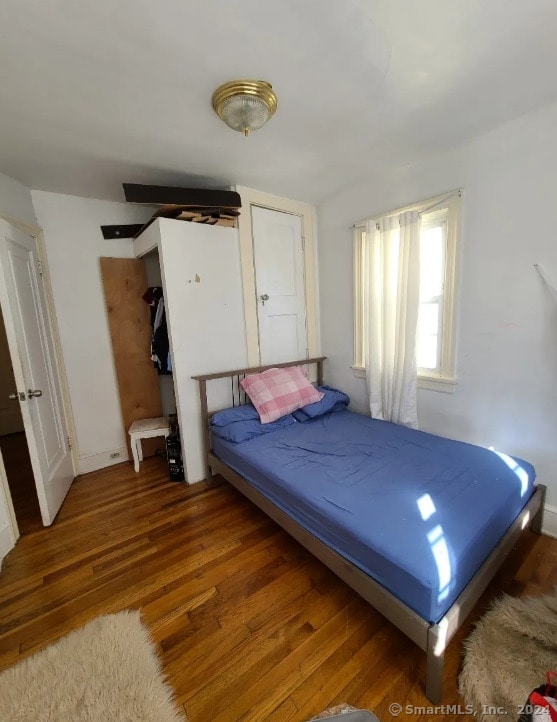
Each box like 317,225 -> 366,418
193,357 -> 545,703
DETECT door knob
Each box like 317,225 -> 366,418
260,294 -> 269,306
9,391 -> 26,401
27,389 -> 43,398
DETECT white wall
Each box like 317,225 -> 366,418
0,172 -> 37,226
157,219 -> 248,483
318,101 -> 557,518
31,191 -> 152,474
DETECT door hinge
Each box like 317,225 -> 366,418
306,348 -> 310,360
37,260 -> 43,276
301,236 -> 305,250
67,436 -> 73,450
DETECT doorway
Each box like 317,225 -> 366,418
236,187 -> 320,369
0,218 -> 75,539
100,251 -> 178,469
143,249 -> 177,421
0,306 -> 42,535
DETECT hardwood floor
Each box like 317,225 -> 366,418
0,431 -> 42,535
0,456 -> 555,721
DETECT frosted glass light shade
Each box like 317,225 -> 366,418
212,81 -> 277,136
219,95 -> 270,135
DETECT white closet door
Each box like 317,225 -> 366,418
251,206 -> 308,364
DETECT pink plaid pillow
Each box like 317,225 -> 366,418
241,366 -> 324,424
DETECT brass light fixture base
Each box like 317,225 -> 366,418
212,80 -> 278,136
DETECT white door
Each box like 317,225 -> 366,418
251,206 -> 307,365
0,221 -> 74,526
0,307 -> 24,436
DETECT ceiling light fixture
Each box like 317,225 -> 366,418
212,80 -> 277,137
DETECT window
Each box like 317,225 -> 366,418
353,191 -> 461,392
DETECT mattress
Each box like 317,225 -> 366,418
212,409 -> 536,623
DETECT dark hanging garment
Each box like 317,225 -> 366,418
152,306 -> 171,374
142,286 -> 162,305
143,287 -> 172,374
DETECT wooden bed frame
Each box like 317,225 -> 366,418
192,357 -> 546,703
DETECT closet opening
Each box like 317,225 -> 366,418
0,307 -> 42,535
143,249 -> 177,423
100,250 -> 182,481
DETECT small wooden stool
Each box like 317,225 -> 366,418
128,417 -> 170,472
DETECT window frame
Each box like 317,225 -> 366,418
417,208 -> 448,377
353,226 -> 367,377
352,191 -> 461,393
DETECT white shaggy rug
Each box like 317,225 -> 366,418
459,589 -> 557,722
0,610 -> 185,722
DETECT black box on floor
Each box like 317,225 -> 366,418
166,433 -> 184,482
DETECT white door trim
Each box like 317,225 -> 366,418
235,186 -> 320,366
0,214 -> 78,474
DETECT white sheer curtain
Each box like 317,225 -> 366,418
364,210 -> 420,428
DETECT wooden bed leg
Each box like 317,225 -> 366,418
531,484 -> 546,535
426,624 -> 445,704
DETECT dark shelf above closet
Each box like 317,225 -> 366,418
101,184 -> 243,241
101,224 -> 144,240
122,183 -> 241,208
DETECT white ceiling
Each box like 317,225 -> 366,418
1,0 -> 557,204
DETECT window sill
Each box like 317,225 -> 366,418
352,366 -> 457,393
417,375 -> 457,393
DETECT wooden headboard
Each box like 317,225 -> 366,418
192,356 -> 326,480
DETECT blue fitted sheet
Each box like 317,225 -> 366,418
212,409 -> 536,623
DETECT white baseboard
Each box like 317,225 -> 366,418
78,446 -> 130,475
542,503 -> 557,539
